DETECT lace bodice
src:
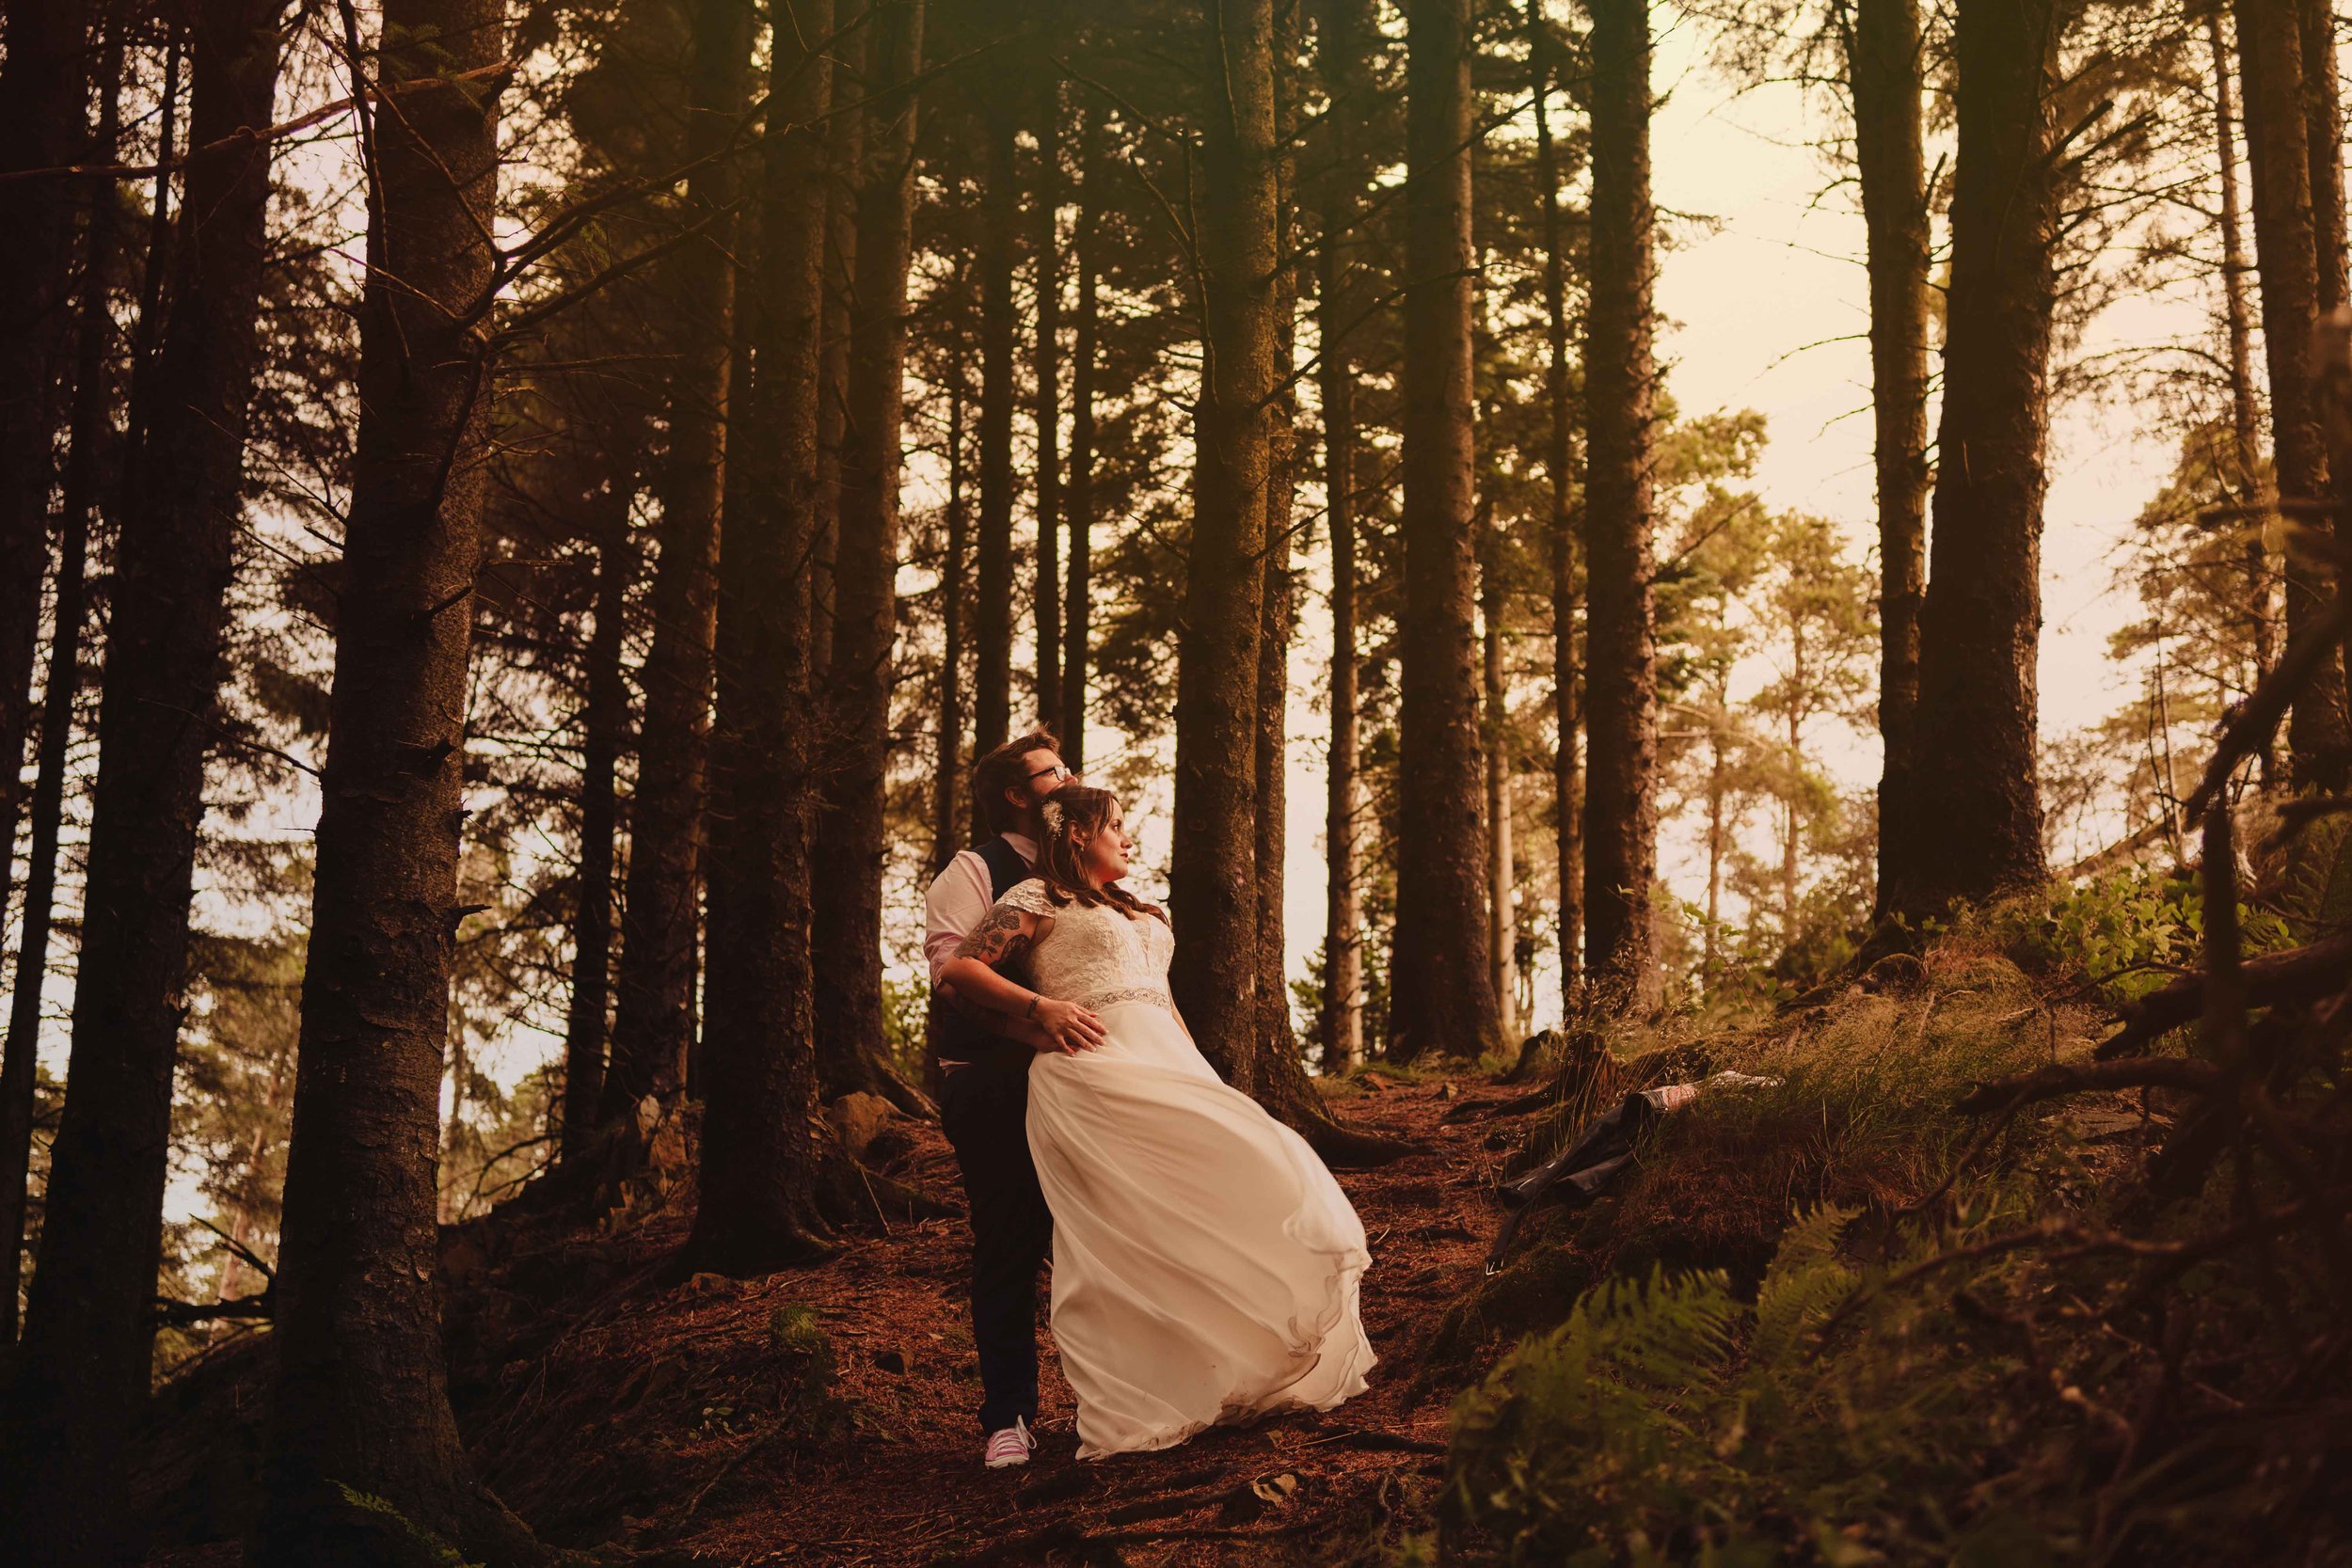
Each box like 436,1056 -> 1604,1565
995,879 -> 1177,1014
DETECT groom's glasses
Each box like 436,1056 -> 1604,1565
1028,763 -> 1072,784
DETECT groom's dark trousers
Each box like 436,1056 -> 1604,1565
932,834 -> 1053,1435
939,1059 -> 1053,1433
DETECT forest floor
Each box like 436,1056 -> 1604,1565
139,1069 -> 1512,1568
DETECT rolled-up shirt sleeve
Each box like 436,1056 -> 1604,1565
925,848 -> 993,985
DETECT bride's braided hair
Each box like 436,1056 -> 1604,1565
1030,783 -> 1167,925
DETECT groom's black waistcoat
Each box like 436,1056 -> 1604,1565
932,835 -> 1034,1067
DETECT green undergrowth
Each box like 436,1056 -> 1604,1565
1440,1201 -> 2030,1566
1424,903 -> 2351,1565
1426,938 -> 2090,1378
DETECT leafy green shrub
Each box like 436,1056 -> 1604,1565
1975,871 -> 2205,1004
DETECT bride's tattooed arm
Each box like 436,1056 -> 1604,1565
939,906 -> 1106,1053
936,907 -> 1042,1022
935,980 -> 1057,1052
952,905 -> 1036,968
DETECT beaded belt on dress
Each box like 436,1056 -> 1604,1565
1081,987 -> 1177,1014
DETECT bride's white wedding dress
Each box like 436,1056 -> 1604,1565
991,879 -> 1375,1459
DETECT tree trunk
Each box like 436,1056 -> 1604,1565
0,33 -> 124,1348
604,0 -> 753,1120
975,94 -> 1018,750
561,499 -> 632,1158
1391,0 -> 1500,1061
2296,0 -> 2352,738
1581,0 -> 1662,1010
1170,0 -> 1275,1078
2210,7 -> 2275,771
1237,14 -> 1414,1167
2296,0 -> 2345,315
0,2 -> 89,1028
1892,0 -> 2069,919
1032,78 -> 1064,729
1481,515 -> 1518,1040
1248,0 -> 1303,1101
1061,105 -> 1100,769
8,10 -> 285,1559
686,0 -> 837,1274
812,0 -> 926,1112
1316,0 -> 1372,1073
1527,0 -> 1582,1008
248,9 -> 539,1561
932,380 -> 968,871
1250,495 -> 1296,1098
2235,0 -> 2352,791
1845,0 -> 1932,920
1782,700 -> 1802,938
1704,713 -> 1726,983
814,20 -> 866,678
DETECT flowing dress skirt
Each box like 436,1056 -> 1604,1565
1027,998 -> 1375,1459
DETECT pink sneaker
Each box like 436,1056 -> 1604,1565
983,1416 -> 1035,1469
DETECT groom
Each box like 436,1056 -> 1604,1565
923,729 -> 1090,1469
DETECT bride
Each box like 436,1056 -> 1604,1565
937,782 -> 1375,1460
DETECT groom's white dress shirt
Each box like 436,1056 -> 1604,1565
923,831 -> 1039,985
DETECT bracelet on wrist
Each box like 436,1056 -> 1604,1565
1025,993 -> 1041,1020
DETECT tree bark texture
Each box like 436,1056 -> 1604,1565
812,0 -> 926,1109
975,93 -> 1018,750
1247,1 -> 1303,1101
688,0 -> 837,1273
1845,0 -> 1932,919
2236,0 -> 2351,792
8,10 -> 286,1560
249,8 -> 538,1560
1316,0 -> 1372,1073
1032,78 -> 1064,729
561,499 -> 632,1157
1481,518 -> 1518,1040
932,381 -> 968,870
1581,0 -> 1662,1010
1247,506 -> 1295,1099
2295,0 -> 2352,748
1527,0 -> 1582,1008
2296,0 -> 2345,315
1391,0 -> 1501,1060
0,2 -> 89,1043
1060,105 -> 1101,769
1169,0 -> 1275,1078
604,0 -> 753,1119
0,31 -> 124,1349
1895,0 -> 2071,918
814,20 -> 866,677
2210,8 -> 2275,735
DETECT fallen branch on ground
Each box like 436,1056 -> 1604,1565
1954,1057 -> 2224,1117
2095,935 -> 2352,1059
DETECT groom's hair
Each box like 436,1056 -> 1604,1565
972,728 -> 1062,838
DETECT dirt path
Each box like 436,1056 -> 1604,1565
134,1071 -> 1516,1568
519,1073 -> 1502,1567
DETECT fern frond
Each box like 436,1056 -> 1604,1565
1753,1204 -> 1859,1365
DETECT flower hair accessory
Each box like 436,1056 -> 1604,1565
1041,800 -> 1066,835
